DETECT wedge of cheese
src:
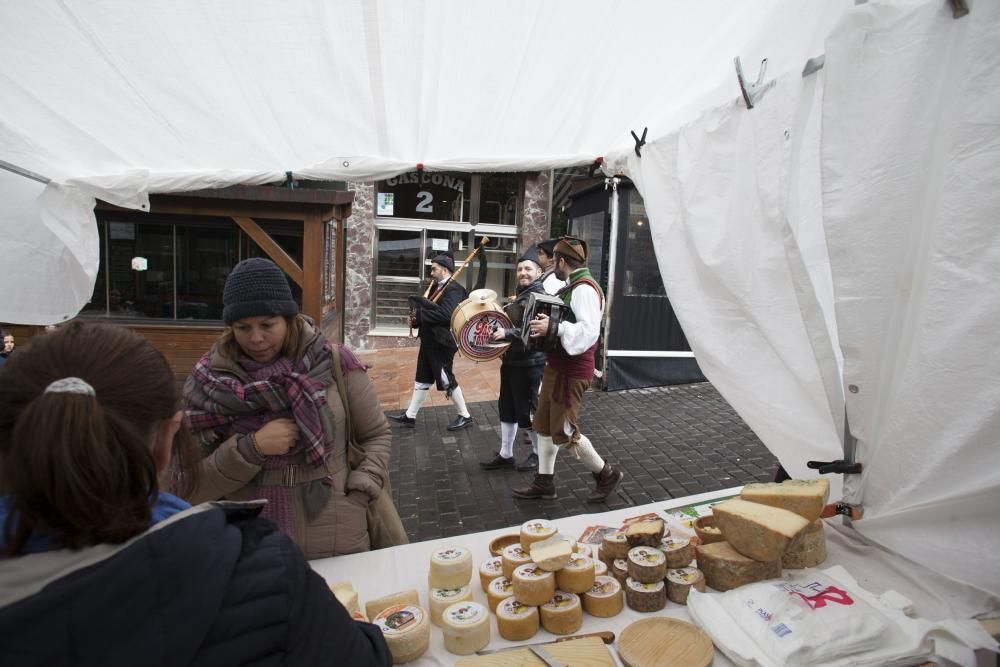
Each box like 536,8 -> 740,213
739,478 -> 830,522
329,581 -> 360,614
530,535 -> 573,571
712,498 -> 809,561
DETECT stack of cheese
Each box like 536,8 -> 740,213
493,519 -> 626,642
697,478 -> 830,592
427,545 -> 491,656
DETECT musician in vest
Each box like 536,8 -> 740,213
512,236 -> 624,502
387,253 -> 475,431
536,238 -> 566,295
480,243 -> 547,472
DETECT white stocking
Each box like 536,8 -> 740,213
574,434 -> 605,474
536,435 -> 559,475
528,429 -> 539,455
449,385 -> 471,418
500,422 -> 517,459
405,388 -> 429,418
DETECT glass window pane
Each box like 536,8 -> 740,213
377,229 -> 422,278
246,220 -> 303,305
176,224 -> 238,320
106,222 -> 174,319
479,173 -> 520,225
570,211 -> 606,285
376,172 -> 471,222
81,222 -> 108,316
623,190 -> 667,297
374,280 -> 415,329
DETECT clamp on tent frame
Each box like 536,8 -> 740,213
588,156 -> 604,177
950,0 -> 969,19
631,127 -> 647,158
735,56 -> 769,109
283,171 -> 295,190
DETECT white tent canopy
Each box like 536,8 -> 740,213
1,0 -> 997,611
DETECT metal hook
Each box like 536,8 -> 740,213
630,127 -> 647,158
735,56 -> 769,109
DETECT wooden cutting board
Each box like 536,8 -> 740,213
617,617 -> 713,667
456,636 -> 614,666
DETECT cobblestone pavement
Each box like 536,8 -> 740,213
384,382 -> 778,543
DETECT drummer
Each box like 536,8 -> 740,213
480,244 -> 547,472
388,252 -> 474,431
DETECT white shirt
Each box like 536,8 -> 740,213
542,271 -> 566,296
557,279 -> 602,356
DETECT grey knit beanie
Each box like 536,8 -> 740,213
222,257 -> 298,324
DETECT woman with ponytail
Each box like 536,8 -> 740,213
0,322 -> 390,666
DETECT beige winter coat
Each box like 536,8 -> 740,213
185,329 -> 391,560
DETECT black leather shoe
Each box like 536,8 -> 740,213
387,412 -> 416,427
515,452 -> 539,472
480,452 -> 514,470
446,415 -> 474,431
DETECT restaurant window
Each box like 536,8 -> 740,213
83,216 -> 302,321
623,190 -> 667,297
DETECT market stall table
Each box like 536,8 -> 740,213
309,487 -> 996,666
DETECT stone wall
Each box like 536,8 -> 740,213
520,171 -> 551,249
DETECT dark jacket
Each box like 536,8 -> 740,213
414,280 -> 467,350
499,280 -> 547,367
0,502 -> 391,667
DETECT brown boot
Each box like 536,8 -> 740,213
512,474 -> 557,500
587,463 -> 623,503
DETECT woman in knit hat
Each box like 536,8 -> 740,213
182,257 -> 402,557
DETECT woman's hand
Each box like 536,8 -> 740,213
254,418 -> 300,456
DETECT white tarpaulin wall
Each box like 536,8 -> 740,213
1,0 -> 998,608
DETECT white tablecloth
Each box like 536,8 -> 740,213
309,487 -> 999,666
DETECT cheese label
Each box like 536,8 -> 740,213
626,578 -> 664,593
628,547 -> 665,565
667,567 -> 701,584
604,531 -> 626,543
515,564 -> 549,580
433,546 -> 469,561
522,519 -> 554,535
613,558 -> 628,570
444,602 -> 486,625
588,576 -> 621,597
543,592 -> 579,609
489,577 -> 513,594
565,554 -> 591,570
432,586 -> 469,601
503,544 -> 530,559
498,597 -> 535,618
374,604 -> 425,634
481,557 -> 503,575
661,537 -> 690,552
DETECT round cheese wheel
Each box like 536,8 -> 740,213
627,546 -> 667,583
486,576 -> 515,612
594,559 -> 609,577
429,585 -> 473,627
666,566 -> 706,605
540,591 -> 583,635
555,553 -> 596,594
501,543 -> 533,579
519,518 -> 557,550
582,575 -> 624,618
612,558 -> 629,583
512,563 -> 556,607
372,603 -> 431,664
573,542 -> 593,558
478,556 -> 504,592
660,536 -> 693,568
428,546 -> 473,589
624,577 -> 667,613
441,601 -> 491,655
601,531 -> 630,560
496,596 -> 540,641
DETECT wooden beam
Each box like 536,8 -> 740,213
231,216 -> 304,288
301,214 -> 325,323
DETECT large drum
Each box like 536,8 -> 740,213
450,289 -> 512,362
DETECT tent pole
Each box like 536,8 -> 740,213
600,177 -> 621,388
0,160 -> 51,185
842,409 -> 859,527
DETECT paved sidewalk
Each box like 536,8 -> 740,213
371,376 -> 778,543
